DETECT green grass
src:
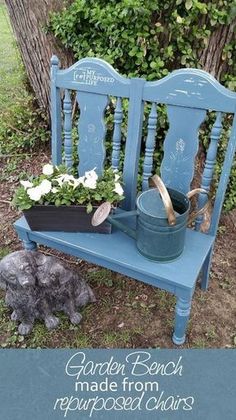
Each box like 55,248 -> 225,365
0,4 -> 49,179
0,4 -> 29,110
87,268 -> 115,288
192,338 -> 206,349
0,247 -> 11,259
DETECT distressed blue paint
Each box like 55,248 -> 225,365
55,57 -> 130,98
143,68 -> 236,112
195,112 -> 223,231
122,78 -> 145,210
23,239 -> 37,251
111,97 -> 123,171
200,247 -> 213,290
142,102 -> 157,191
209,108 -> 236,237
172,297 -> 192,345
14,56 -> 236,345
63,89 -> 73,170
51,55 -> 62,165
14,215 -> 214,291
160,106 -> 206,193
77,91 -> 109,176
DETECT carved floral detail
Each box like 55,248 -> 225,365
176,138 -> 185,152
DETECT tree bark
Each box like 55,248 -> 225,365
199,21 -> 236,80
4,0 -> 73,118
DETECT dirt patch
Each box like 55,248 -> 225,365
0,152 -> 235,348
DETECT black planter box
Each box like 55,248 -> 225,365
23,205 -> 112,233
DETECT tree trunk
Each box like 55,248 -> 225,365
199,21 -> 236,80
4,0 -> 73,119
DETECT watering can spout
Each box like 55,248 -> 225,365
91,203 -> 137,239
107,214 -> 137,239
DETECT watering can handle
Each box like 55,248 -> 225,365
186,188 -> 210,224
149,175 -> 176,226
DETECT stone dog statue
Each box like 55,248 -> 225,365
0,250 -> 96,335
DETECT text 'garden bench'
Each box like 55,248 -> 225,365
14,56 -> 236,345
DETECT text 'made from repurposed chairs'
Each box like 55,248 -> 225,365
14,56 -> 236,345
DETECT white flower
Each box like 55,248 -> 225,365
27,186 -> 43,202
42,163 -> 54,176
27,180 -> 52,202
113,169 -> 121,182
83,177 -> 97,189
113,182 -> 124,196
54,174 -> 75,187
51,187 -> 58,194
85,168 -> 98,181
20,180 -> 33,189
83,168 -> 98,189
73,176 -> 85,189
39,179 -> 52,194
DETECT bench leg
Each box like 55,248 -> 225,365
200,248 -> 213,290
172,296 -> 191,345
23,239 -> 37,251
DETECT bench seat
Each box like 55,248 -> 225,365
14,215 -> 214,298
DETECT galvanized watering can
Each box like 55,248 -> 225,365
92,175 -> 209,262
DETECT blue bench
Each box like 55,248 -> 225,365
14,56 -> 236,345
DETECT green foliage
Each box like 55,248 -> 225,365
48,0 -> 236,210
0,98 -> 49,156
13,164 -> 124,212
49,0 -> 235,83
